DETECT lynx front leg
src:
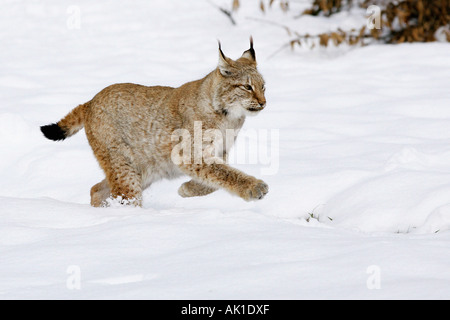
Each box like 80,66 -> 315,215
178,179 -> 217,198
178,163 -> 268,201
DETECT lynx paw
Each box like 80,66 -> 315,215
242,179 -> 269,201
178,180 -> 217,198
178,182 -> 196,198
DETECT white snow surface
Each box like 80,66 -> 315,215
1,0 -> 449,299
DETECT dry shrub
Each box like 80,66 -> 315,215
300,0 -> 450,47
232,0 -> 450,49
303,0 -> 354,16
253,0 -> 289,13
379,0 -> 450,43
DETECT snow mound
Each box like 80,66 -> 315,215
321,171 -> 450,233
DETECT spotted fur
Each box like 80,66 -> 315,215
40,39 -> 268,207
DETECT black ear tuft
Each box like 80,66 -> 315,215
40,123 -> 67,141
218,40 -> 234,76
248,36 -> 255,60
218,40 -> 227,60
240,36 -> 256,62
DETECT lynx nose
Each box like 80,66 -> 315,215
259,101 -> 266,108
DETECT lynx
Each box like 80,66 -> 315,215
41,38 -> 268,207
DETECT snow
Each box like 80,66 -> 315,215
1,0 -> 449,299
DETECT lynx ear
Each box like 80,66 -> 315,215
218,41 -> 233,77
240,36 -> 256,64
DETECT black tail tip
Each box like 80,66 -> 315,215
40,123 -> 67,141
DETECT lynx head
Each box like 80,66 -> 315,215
213,37 -> 266,118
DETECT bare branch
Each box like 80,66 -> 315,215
207,0 -> 236,25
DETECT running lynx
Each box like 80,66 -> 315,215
41,38 -> 268,207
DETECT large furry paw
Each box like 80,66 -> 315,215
178,180 -> 217,198
242,179 -> 269,201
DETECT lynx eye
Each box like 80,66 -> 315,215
241,84 -> 252,91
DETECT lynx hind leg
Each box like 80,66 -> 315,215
105,163 -> 143,207
90,179 -> 110,207
87,129 -> 143,207
178,179 -> 217,198
92,149 -> 143,207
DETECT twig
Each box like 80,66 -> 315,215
266,42 -> 290,60
207,0 -> 236,25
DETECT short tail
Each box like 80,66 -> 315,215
41,102 -> 90,141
